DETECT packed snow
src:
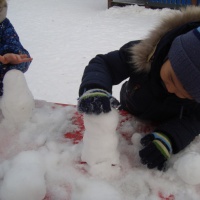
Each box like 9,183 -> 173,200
1,70 -> 34,125
81,109 -> 120,178
0,0 -> 200,199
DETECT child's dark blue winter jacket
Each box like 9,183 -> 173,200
0,18 -> 31,95
79,8 -> 200,155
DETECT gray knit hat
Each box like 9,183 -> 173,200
168,27 -> 200,103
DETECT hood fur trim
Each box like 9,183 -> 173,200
130,6 -> 200,72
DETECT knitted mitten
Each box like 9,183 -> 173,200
78,89 -> 120,115
139,132 -> 172,170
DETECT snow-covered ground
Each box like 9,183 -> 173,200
0,0 -> 200,200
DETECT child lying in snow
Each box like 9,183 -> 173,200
77,6 -> 200,171
0,0 -> 34,124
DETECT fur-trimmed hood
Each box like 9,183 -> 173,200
130,6 -> 200,72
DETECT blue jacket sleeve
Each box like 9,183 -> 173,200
79,41 -> 140,96
156,116 -> 200,154
0,18 -> 31,73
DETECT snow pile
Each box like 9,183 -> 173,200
174,152 -> 200,185
72,179 -> 122,200
1,70 -> 34,126
0,151 -> 46,200
81,109 -> 120,178
0,101 -> 199,199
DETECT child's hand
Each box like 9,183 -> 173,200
139,132 -> 173,170
0,53 -> 33,64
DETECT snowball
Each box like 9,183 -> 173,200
131,132 -> 142,147
0,151 -> 46,200
1,69 -> 35,125
174,152 -> 200,185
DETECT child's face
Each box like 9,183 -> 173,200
160,59 -> 193,100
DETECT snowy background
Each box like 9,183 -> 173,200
8,0 -> 176,104
0,0 -> 200,200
